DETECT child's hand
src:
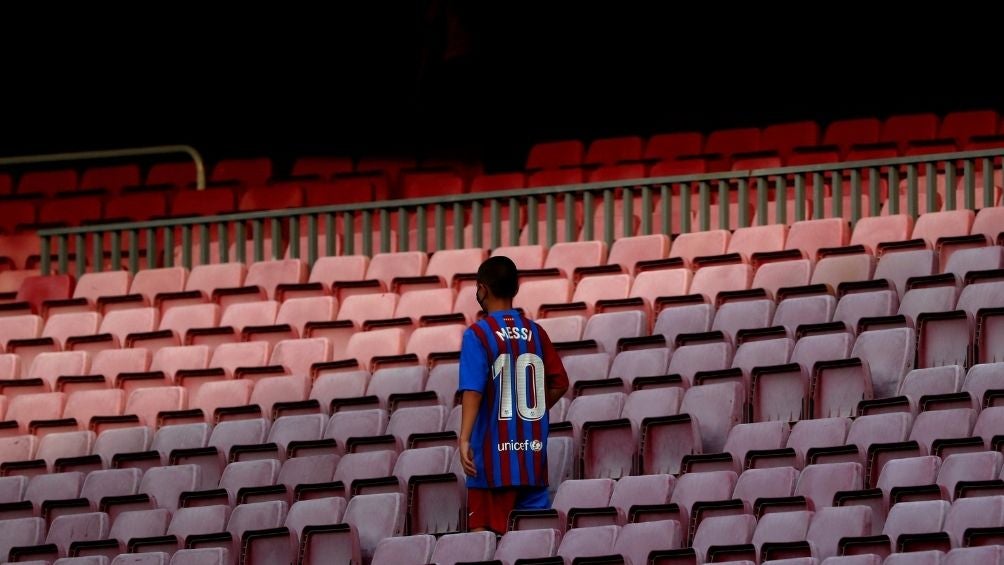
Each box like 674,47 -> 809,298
460,439 -> 477,477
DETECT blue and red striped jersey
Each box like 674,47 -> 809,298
458,309 -> 569,489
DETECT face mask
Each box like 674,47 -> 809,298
476,284 -> 488,314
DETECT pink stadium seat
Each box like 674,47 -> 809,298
401,171 -> 464,199
712,298 -> 775,344
526,140 -> 584,169
406,324 -> 464,363
291,155 -> 353,178
514,279 -> 571,319
753,259 -> 812,299
42,312 -> 101,349
125,387 -> 186,427
345,329 -> 404,370
882,113 -> 939,151
823,118 -> 879,154
811,253 -> 874,292
833,289 -> 899,333
873,249 -> 937,298
645,132 -> 703,161
773,294 -> 836,336
940,110 -> 999,144
729,224 -> 788,261
585,136 -> 644,165
785,218 -> 850,260
491,245 -> 546,270
536,316 -> 585,343
29,351 -> 90,391
171,187 -> 235,219
706,127 -> 761,156
146,161 -> 197,189
912,209 -> 975,247
19,169 -> 78,196
0,314 -> 43,349
763,121 -> 820,157
6,392 -> 67,431
365,252 -> 427,289
690,263 -> 753,302
972,206 -> 1004,244
470,172 -> 526,193
670,230 -> 730,266
211,157 -> 271,186
607,234 -> 670,271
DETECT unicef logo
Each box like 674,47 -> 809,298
530,440 -> 543,452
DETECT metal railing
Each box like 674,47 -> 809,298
0,144 -> 206,190
35,148 -> 1004,277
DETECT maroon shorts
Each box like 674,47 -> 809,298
467,486 -> 550,534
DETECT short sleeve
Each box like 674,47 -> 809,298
536,325 -> 569,390
458,327 -> 489,394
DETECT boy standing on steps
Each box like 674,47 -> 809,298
458,255 -> 569,534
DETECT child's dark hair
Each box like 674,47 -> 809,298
477,256 -> 519,298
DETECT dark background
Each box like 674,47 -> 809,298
2,3 -> 1002,173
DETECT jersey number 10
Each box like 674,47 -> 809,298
493,353 -> 546,422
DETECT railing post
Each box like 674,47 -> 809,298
435,205 -> 446,251
984,158 -> 995,209
681,183 -> 692,234
453,202 -> 464,250
127,231 -> 138,274
582,191 -> 594,241
736,178 -> 748,228
162,228 -> 173,268
622,187 -> 634,239
289,217 -> 300,260
868,168 -> 880,217
181,226 -> 192,269
92,232 -> 103,273
379,209 -> 391,254
545,195 -> 557,247
831,172 -> 844,222
716,180 -> 728,230
849,169 -> 862,223
271,218 -> 282,260
603,188 -> 614,245
307,215 -> 318,265
199,225 -> 210,266
40,236 -> 50,275
640,186 -> 652,236
527,196 -> 539,245
564,193 -> 576,242
906,164 -> 918,219
794,175 -> 806,222
775,176 -> 787,225
471,202 -> 483,248
887,166 -> 900,215
145,228 -> 156,270
509,197 -> 520,246
59,235 -> 69,275
398,207 -> 409,252
75,234 -> 86,278
341,212 -> 353,256
812,172 -> 824,219
416,206 -> 427,252
235,222 -> 246,263
490,200 -> 501,249
110,231 -> 121,271
756,177 -> 768,226
220,222 -> 230,263
361,211 -> 373,256
698,182 -> 710,232
963,159 -> 975,211
944,160 -> 956,211
252,220 -> 264,263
